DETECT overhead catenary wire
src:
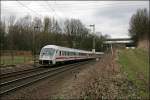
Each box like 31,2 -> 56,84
3,1 -> 148,14
44,1 -> 66,25
3,4 -> 147,16
3,3 -> 148,14
16,0 -> 43,17
3,1 -> 148,8
51,2 -> 148,7
45,1 -> 59,18
2,1 -> 148,19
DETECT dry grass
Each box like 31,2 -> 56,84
58,50 -> 143,99
79,52 -> 122,99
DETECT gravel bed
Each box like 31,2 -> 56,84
1,61 -> 95,99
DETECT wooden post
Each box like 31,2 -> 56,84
111,43 -> 113,55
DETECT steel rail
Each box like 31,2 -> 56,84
0,63 -> 75,86
0,66 -> 43,79
0,60 -> 94,96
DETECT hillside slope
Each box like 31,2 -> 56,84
118,48 -> 149,98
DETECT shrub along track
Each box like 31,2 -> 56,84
0,60 -> 95,97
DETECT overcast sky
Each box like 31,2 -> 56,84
1,1 -> 149,38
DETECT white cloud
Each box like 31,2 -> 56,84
1,1 -> 149,38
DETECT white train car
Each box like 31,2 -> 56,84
39,45 -> 103,65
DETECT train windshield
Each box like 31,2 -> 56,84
40,48 -> 55,57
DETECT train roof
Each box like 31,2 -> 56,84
42,45 -> 93,54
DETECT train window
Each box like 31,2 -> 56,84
41,48 -> 55,56
70,52 -> 72,56
63,51 -> 65,56
83,53 -> 85,56
65,51 -> 67,56
71,52 -> 73,56
59,51 -> 61,56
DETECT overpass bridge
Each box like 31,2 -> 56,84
104,38 -> 134,47
104,38 -> 134,46
103,38 -> 135,54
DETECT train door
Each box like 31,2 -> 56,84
52,49 -> 58,65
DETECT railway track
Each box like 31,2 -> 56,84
0,60 -> 95,96
0,66 -> 43,79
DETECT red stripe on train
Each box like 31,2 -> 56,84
56,56 -> 83,59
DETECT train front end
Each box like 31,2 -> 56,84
39,46 -> 56,65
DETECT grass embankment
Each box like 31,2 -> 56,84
118,48 -> 149,97
0,56 -> 33,66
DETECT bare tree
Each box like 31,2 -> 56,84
7,16 -> 16,65
129,8 -> 149,45
2,15 -> 106,60
63,18 -> 89,48
0,20 -> 6,65
51,18 -> 62,34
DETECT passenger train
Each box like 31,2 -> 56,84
39,45 -> 104,65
